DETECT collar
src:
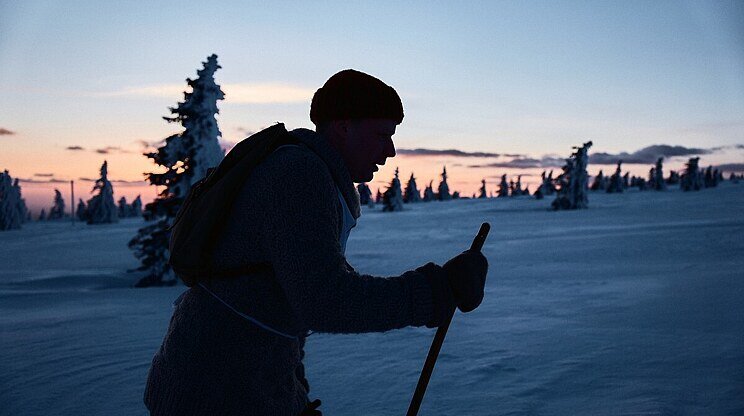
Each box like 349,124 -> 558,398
289,128 -> 361,219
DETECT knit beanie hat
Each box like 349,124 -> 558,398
310,69 -> 404,125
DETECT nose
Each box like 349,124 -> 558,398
385,137 -> 396,158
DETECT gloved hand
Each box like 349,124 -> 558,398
442,250 -> 488,313
299,399 -> 322,415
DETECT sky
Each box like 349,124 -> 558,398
1,0 -> 743,212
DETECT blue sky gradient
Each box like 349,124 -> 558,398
1,0 -> 743,209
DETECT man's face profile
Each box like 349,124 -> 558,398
334,118 -> 397,183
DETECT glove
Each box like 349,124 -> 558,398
299,399 -> 322,416
442,250 -> 488,313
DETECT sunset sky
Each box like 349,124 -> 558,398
1,0 -> 743,213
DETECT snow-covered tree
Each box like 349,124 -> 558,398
607,161 -> 623,193
590,170 -> 606,191
86,160 -> 118,224
511,175 -> 525,196
666,170 -> 680,185
437,166 -> 451,201
681,157 -> 703,191
0,170 -> 23,230
404,173 -> 421,203
497,174 -> 509,197
118,196 -> 130,218
130,195 -> 143,217
552,141 -> 592,210
12,179 -> 28,223
382,168 -> 404,212
478,179 -> 487,199
703,166 -> 719,188
130,54 -> 225,287
651,157 -> 666,191
423,181 -> 435,202
357,183 -> 372,206
47,189 -> 66,220
535,170 -> 555,199
76,199 -> 88,221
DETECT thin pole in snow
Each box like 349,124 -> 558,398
70,180 -> 75,225
406,222 -> 490,416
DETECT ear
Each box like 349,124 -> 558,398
330,119 -> 350,140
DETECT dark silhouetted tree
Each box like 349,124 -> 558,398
118,196 -> 130,218
607,161 -> 623,193
590,170 -> 606,191
552,141 -> 592,210
0,171 -> 23,230
681,157 -> 703,191
404,173 -> 421,203
651,157 -> 666,190
497,174 -> 509,197
48,189 -> 66,220
76,199 -> 88,221
423,181 -> 435,202
383,168 -> 405,212
357,183 -> 374,207
478,179 -> 487,199
130,195 -> 143,217
437,166 -> 451,200
86,161 -> 118,224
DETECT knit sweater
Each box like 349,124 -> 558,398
144,127 -> 455,416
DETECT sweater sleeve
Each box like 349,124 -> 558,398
259,148 -> 454,333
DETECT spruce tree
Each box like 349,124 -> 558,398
536,170 -> 556,197
130,195 -> 143,217
404,173 -> 421,203
375,188 -> 383,204
12,179 -> 28,223
357,183 -> 374,207
48,189 -> 66,220
76,199 -> 88,221
86,160 -> 118,224
606,160 -> 623,193
552,141 -> 592,210
382,168 -> 405,212
590,170 -> 606,191
497,174 -> 509,197
515,175 -> 525,196
38,208 -> 46,221
653,157 -> 666,190
681,157 -> 703,191
0,170 -> 23,230
478,179 -> 487,199
423,181 -> 435,202
703,166 -> 718,188
437,166 -> 451,200
118,196 -> 130,218
129,54 -> 225,287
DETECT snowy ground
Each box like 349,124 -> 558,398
1,184 -> 743,416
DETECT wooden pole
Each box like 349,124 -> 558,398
406,222 -> 490,416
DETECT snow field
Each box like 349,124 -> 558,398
1,185 -> 743,415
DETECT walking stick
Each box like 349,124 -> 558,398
406,222 -> 490,416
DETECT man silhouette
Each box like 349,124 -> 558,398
144,69 -> 488,415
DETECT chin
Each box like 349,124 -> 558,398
354,172 -> 374,183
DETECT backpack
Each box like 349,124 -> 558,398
168,123 -> 299,287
